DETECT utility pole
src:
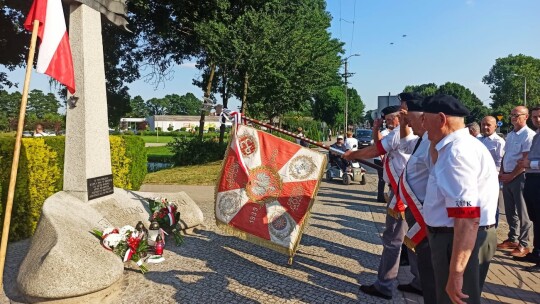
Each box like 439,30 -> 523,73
342,54 -> 360,135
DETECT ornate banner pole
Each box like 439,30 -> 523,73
221,109 -> 382,173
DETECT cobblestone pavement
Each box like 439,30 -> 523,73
2,173 -> 540,303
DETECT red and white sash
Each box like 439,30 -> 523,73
399,169 -> 427,251
385,156 -> 406,219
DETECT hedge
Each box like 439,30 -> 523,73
0,135 -> 146,241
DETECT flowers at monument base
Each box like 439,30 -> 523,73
149,197 -> 184,246
92,225 -> 149,274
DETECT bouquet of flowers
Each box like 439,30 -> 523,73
149,197 -> 184,246
92,225 -> 149,274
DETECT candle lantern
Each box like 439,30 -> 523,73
148,221 -> 160,246
154,234 -> 164,256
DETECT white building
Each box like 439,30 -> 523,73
145,115 -> 232,132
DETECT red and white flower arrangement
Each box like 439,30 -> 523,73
149,197 -> 184,246
93,225 -> 149,274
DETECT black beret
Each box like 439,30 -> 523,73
381,105 -> 401,116
398,92 -> 424,112
422,94 -> 470,117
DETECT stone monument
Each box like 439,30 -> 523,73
15,2 -> 203,302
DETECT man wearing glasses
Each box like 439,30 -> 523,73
498,106 -> 536,257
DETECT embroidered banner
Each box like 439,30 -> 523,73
215,125 -> 326,262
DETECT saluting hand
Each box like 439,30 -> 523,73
446,272 -> 469,304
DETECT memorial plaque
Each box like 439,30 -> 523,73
87,174 -> 114,200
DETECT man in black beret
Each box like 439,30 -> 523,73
421,94 -> 498,304
396,94 -> 438,303
344,98 -> 419,300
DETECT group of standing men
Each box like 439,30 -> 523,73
341,93 -> 540,304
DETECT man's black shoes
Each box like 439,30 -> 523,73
359,284 -> 392,300
397,284 -> 423,296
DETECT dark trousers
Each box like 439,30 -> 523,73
374,159 -> 385,201
524,174 -> 540,257
404,210 -> 436,303
502,173 -> 532,247
428,227 -> 496,304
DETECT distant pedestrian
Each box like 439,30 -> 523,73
33,123 -> 48,137
345,131 -> 358,151
328,128 -> 332,141
296,127 -> 304,145
498,106 -> 535,258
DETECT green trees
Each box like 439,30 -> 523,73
403,82 -> 488,124
0,89 -> 63,131
312,86 -> 365,129
126,93 -> 202,117
483,54 -> 540,110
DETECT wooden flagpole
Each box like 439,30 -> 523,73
0,20 -> 40,285
227,111 -> 382,172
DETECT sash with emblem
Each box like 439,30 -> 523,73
215,124 -> 326,263
399,169 -> 427,250
385,156 -> 407,219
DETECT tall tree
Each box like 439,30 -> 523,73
482,54 -> 540,110
166,93 -> 201,115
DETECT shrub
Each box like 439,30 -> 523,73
0,136 -> 146,241
168,136 -> 227,166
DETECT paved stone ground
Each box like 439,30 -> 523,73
2,174 -> 539,303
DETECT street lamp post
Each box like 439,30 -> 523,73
513,73 -> 527,107
342,54 -> 360,134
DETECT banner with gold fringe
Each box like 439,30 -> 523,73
215,124 -> 326,264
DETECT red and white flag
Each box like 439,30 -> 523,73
215,125 -> 327,261
24,0 -> 76,94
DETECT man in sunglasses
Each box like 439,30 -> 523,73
498,106 -> 536,258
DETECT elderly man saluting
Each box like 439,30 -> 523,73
343,103 -> 418,300
422,95 -> 498,304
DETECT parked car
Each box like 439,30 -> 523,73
22,131 -> 33,137
355,129 -> 373,148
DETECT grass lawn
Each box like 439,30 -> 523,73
146,145 -> 173,157
143,161 -> 222,185
140,135 -> 176,144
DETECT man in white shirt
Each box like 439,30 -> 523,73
516,106 -> 540,272
345,131 -> 359,151
480,116 -> 506,227
422,94 -> 498,304
394,94 -> 437,302
344,103 -> 418,300
479,116 -> 505,171
498,106 -> 535,258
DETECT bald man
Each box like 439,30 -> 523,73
498,106 -> 536,257
480,116 -> 505,172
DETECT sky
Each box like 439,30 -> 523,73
3,0 -> 540,113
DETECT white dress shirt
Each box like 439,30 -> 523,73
502,126 -> 535,172
400,132 -> 431,203
375,125 -> 416,185
479,133 -> 505,172
424,128 -> 498,227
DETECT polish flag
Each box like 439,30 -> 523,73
24,0 -> 76,94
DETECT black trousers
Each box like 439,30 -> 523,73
374,159 -> 385,200
524,174 -> 540,256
